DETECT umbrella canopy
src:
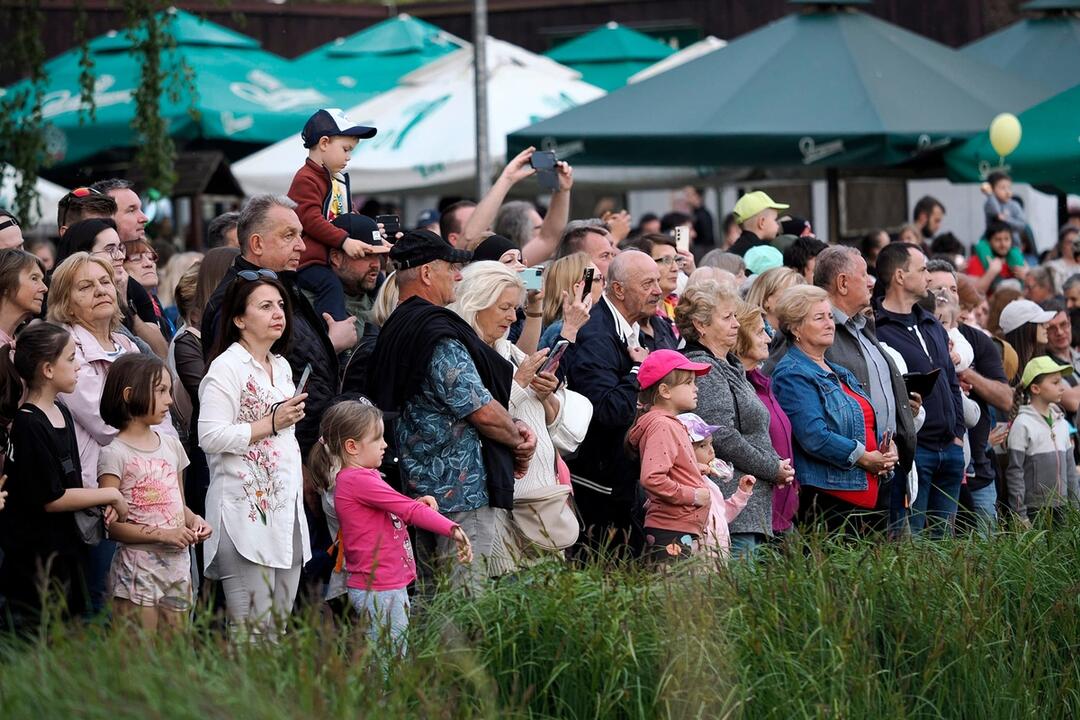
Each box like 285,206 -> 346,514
234,38 -> 604,195
628,36 -> 726,84
3,8 -> 332,168
945,82 -> 1080,194
0,165 -> 68,231
961,1 -> 1080,95
290,14 -> 466,108
510,1 -> 1053,169
544,22 -> 675,91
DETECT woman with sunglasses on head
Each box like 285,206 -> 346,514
198,273 -> 310,642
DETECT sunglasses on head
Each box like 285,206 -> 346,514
0,217 -> 18,232
58,187 -> 105,228
236,269 -> 278,282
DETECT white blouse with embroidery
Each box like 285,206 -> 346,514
198,342 -> 311,573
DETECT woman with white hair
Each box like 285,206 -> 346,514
452,261 -> 590,559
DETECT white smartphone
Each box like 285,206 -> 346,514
294,364 -> 312,397
522,266 -> 544,292
674,226 -> 690,254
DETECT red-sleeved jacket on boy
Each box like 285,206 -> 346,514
288,158 -> 351,270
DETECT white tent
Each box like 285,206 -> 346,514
0,166 -> 68,233
234,38 -> 605,195
628,36 -> 726,84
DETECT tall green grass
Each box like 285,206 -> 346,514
2,524 -> 1078,719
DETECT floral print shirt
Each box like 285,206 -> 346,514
198,343 -> 311,572
395,339 -> 492,513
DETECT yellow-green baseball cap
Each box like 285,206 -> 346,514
733,191 -> 789,224
1020,355 -> 1073,388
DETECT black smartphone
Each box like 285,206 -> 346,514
530,150 -> 558,191
880,430 -> 893,453
376,214 -> 401,236
581,267 -> 595,301
294,363 -> 312,397
541,340 -> 570,375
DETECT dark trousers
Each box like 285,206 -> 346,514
297,264 -> 348,321
799,485 -> 884,537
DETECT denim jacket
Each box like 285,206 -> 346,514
771,344 -> 870,491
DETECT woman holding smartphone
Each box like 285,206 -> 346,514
198,274 -> 310,641
451,262 -> 592,560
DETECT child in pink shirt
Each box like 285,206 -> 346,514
676,413 -> 754,561
311,400 -> 472,655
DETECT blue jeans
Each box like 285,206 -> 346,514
297,263 -> 348,321
729,533 -> 765,561
967,482 -> 998,539
84,539 -> 116,616
906,443 -> 966,538
348,587 -> 410,656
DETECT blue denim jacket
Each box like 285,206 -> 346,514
772,344 -> 871,491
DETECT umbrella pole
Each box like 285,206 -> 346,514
473,0 -> 490,199
827,168 -> 840,242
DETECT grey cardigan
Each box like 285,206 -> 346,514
684,342 -> 780,536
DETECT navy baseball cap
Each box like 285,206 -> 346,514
331,213 -> 383,246
301,108 -> 376,148
416,208 -> 440,229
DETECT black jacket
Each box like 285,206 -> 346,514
873,299 -> 965,450
562,301 -> 677,540
201,256 -> 340,457
728,230 -> 766,257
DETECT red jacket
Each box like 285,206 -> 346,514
288,158 -> 350,270
627,408 -> 710,535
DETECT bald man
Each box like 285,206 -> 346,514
562,250 -> 677,557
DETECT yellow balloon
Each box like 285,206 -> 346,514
989,113 -> 1022,157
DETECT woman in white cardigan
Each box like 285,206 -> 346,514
198,273 -> 309,641
452,262 -> 591,561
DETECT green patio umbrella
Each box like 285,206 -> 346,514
961,0 -> 1080,95
510,1 -> 1053,169
945,82 -> 1080,194
290,14 -> 466,108
3,8 -> 333,168
544,22 -> 674,91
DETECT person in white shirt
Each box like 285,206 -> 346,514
198,273 -> 310,641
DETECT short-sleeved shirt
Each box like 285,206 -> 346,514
395,338 -> 492,513
0,402 -> 86,612
98,433 -> 190,549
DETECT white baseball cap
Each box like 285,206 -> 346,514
998,299 -> 1056,335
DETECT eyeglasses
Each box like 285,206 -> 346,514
58,186 -> 105,228
654,256 -> 678,266
126,251 -> 159,264
236,269 -> 278,282
91,243 -> 126,260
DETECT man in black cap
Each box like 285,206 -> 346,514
367,229 -> 536,592
325,213 -> 386,332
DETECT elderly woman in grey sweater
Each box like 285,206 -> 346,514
676,280 -> 796,556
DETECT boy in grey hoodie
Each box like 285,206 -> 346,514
1006,357 -> 1080,526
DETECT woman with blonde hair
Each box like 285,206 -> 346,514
732,301 -> 798,534
677,280 -> 796,556
452,261 -> 590,566
744,266 -> 804,340
538,252 -> 600,350
771,285 -> 898,532
48,252 -> 178,611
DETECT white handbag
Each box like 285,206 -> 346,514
548,387 -> 592,453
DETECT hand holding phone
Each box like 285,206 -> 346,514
522,267 -> 544,292
880,430 -> 893,453
540,340 -> 570,375
294,364 -> 312,398
673,226 -> 690,254
375,214 -> 401,236
580,267 -> 595,301
530,150 -> 558,192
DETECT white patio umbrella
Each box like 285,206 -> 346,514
0,165 -> 69,232
628,36 -> 727,84
234,38 -> 605,195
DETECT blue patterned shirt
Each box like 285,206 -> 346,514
395,338 -> 492,512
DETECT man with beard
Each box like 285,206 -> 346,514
326,213 -> 386,333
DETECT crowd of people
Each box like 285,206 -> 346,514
1,106 -> 1079,654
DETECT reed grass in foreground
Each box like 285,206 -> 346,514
1,524 -> 1078,719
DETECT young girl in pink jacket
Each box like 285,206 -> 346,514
310,400 -> 472,656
